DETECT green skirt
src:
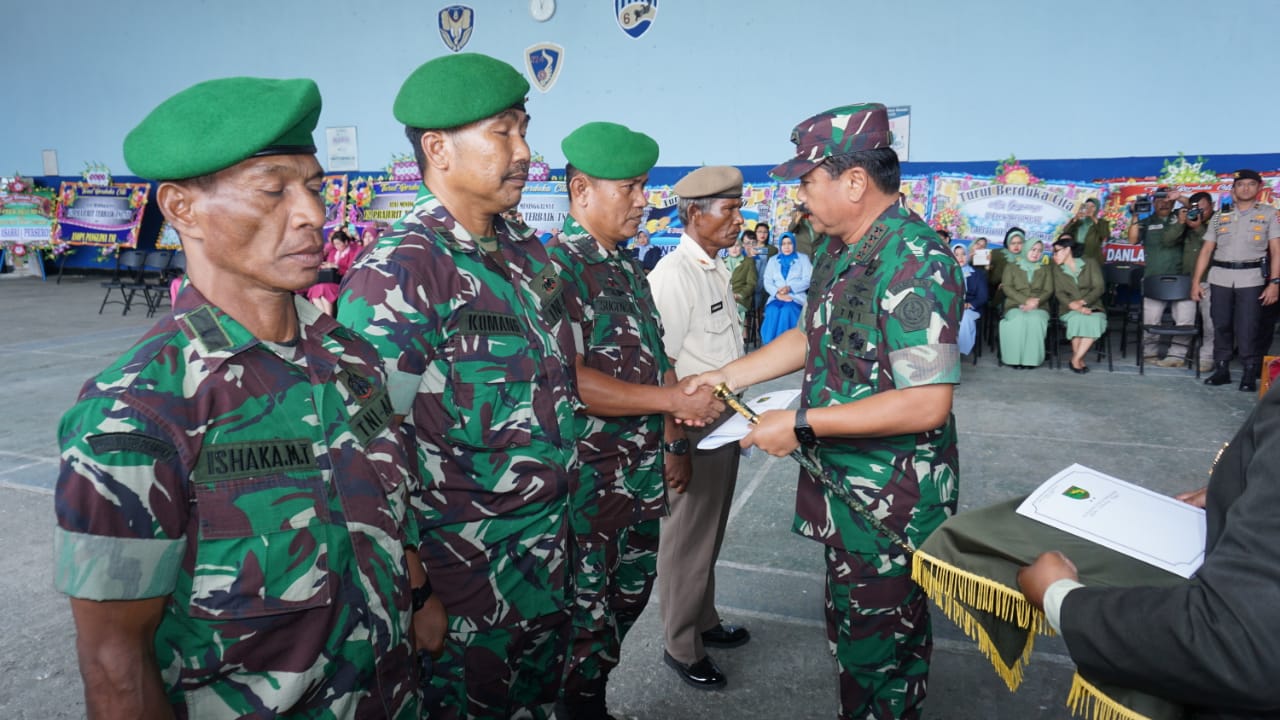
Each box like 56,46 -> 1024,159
1064,310 -> 1106,340
1000,308 -> 1049,366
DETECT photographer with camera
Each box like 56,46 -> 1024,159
1191,169 -> 1280,391
1129,187 -> 1194,368
1181,191 -> 1217,372
1062,197 -> 1110,265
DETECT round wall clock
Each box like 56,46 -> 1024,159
530,0 -> 555,22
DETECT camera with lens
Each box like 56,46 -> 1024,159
1131,190 -> 1168,215
1186,207 -> 1201,221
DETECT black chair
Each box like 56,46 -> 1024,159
147,251 -> 185,317
1101,264 -> 1140,358
1053,300 -> 1114,372
1137,274 -> 1200,377
98,249 -> 147,314
135,250 -> 173,317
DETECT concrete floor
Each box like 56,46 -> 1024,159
0,274 -> 1262,719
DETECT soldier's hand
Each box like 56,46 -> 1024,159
664,452 -> 692,494
413,594 -> 448,659
669,385 -> 724,426
1175,485 -> 1208,508
680,371 -> 729,396
741,409 -> 799,457
1260,284 -> 1279,306
1191,283 -> 1205,302
1016,551 -> 1078,610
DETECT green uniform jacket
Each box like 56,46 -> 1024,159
1182,223 -> 1208,275
55,290 -> 419,718
727,253 -> 758,311
1051,258 -> 1105,312
1139,214 -> 1186,277
1002,262 -> 1054,313
797,200 -> 963,562
1063,217 -> 1112,266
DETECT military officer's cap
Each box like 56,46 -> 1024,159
562,122 -> 659,180
1234,169 -> 1263,184
395,53 -> 529,129
124,77 -> 321,180
770,102 -> 894,181
673,166 -> 743,200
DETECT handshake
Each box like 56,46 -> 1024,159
667,370 -> 803,458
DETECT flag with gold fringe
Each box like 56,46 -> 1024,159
913,498 -> 1187,720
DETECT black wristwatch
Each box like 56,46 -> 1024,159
1270,277 -> 1280,286
794,407 -> 818,447
411,578 -> 434,613
663,438 -> 689,456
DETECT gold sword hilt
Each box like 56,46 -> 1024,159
713,383 -> 759,425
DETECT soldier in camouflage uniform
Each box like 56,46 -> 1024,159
336,54 -> 577,720
685,103 -> 963,719
548,122 -> 724,720
54,77 -> 429,718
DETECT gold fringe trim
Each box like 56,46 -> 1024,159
1067,673 -> 1153,720
911,549 -> 1053,692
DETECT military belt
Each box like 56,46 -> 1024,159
1212,259 -> 1265,270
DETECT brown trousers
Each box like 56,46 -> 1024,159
657,420 -> 741,663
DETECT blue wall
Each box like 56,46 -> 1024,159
4,0 -> 1280,178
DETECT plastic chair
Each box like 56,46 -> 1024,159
1101,264 -> 1141,358
136,250 -> 173,317
1137,274 -> 1200,377
98,250 -> 147,315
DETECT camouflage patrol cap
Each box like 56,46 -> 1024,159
562,122 -> 659,180
673,165 -> 743,199
124,77 -> 321,180
395,53 -> 530,129
769,103 -> 894,181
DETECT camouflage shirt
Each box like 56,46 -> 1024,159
549,215 -> 670,535
796,201 -> 963,562
337,185 -> 578,631
54,288 -> 418,719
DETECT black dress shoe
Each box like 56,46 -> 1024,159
1205,362 -> 1232,386
663,650 -> 726,689
700,623 -> 750,648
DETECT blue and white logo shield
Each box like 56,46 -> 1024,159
615,0 -> 657,39
525,42 -> 565,93
438,5 -> 474,52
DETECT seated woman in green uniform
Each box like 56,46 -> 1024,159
999,238 -> 1052,368
1050,235 -> 1107,374
988,227 -> 1026,311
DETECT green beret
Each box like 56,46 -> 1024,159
674,166 -> 743,200
124,77 -> 321,180
395,53 -> 530,129
561,122 -> 659,180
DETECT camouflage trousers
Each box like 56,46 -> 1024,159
424,610 -> 571,720
824,545 -> 931,720
561,519 -> 661,705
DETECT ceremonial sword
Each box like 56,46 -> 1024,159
712,383 -> 914,555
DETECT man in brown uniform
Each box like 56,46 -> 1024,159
1191,169 -> 1280,391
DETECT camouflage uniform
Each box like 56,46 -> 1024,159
797,201 -> 963,719
337,185 -> 577,720
548,215 -> 669,708
54,288 -> 419,719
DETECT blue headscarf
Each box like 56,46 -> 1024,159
777,232 -> 797,278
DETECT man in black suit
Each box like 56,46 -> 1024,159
1019,384 -> 1280,718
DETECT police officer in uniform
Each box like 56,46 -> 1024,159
648,166 -> 752,689
338,53 -> 577,719
54,77 -> 432,718
685,103 -> 964,719
549,121 -> 724,719
1191,169 -> 1280,391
